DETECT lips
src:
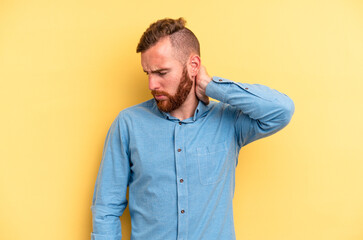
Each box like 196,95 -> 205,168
154,95 -> 167,100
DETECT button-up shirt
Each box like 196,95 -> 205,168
91,76 -> 295,240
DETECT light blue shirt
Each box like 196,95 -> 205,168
91,76 -> 295,240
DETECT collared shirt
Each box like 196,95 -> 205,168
91,76 -> 295,240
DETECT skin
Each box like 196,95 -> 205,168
141,36 -> 212,121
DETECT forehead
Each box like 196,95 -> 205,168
141,37 -> 181,71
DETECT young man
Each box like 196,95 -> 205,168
91,17 -> 295,240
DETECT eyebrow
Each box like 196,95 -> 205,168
143,68 -> 170,74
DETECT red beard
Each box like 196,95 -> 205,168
151,66 -> 193,113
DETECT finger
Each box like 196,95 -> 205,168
202,96 -> 210,105
197,65 -> 206,78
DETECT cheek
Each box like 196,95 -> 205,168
164,75 -> 180,90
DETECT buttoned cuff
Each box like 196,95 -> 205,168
91,232 -> 122,240
205,76 -> 233,102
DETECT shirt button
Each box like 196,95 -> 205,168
181,210 -> 185,214
180,179 -> 184,183
179,122 -> 182,125
177,149 -> 182,152
219,79 -> 223,82
244,87 -> 249,90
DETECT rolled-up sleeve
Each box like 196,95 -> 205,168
206,76 -> 295,147
91,113 -> 131,240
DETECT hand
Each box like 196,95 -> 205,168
195,65 -> 211,105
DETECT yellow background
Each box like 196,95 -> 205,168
1,0 -> 362,239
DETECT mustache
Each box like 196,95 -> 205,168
151,90 -> 171,97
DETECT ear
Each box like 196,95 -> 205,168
187,55 -> 201,78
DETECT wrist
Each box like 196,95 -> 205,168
199,77 -> 212,90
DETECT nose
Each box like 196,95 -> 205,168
148,75 -> 160,91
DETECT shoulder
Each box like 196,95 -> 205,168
115,99 -> 159,122
121,99 -> 155,113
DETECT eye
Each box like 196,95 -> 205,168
158,72 -> 167,76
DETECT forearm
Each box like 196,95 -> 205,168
206,76 -> 295,146
91,205 -> 123,240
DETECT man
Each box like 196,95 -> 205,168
91,17 -> 294,240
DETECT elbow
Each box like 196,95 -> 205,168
280,97 -> 295,127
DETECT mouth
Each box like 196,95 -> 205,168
154,95 -> 167,100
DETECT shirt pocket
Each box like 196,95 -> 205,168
197,141 -> 229,185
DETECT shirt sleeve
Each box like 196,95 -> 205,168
206,76 -> 295,148
91,112 -> 131,240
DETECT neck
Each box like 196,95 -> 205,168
169,88 -> 199,121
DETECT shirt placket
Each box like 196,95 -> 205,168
174,121 -> 188,240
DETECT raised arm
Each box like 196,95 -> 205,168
196,66 -> 295,147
